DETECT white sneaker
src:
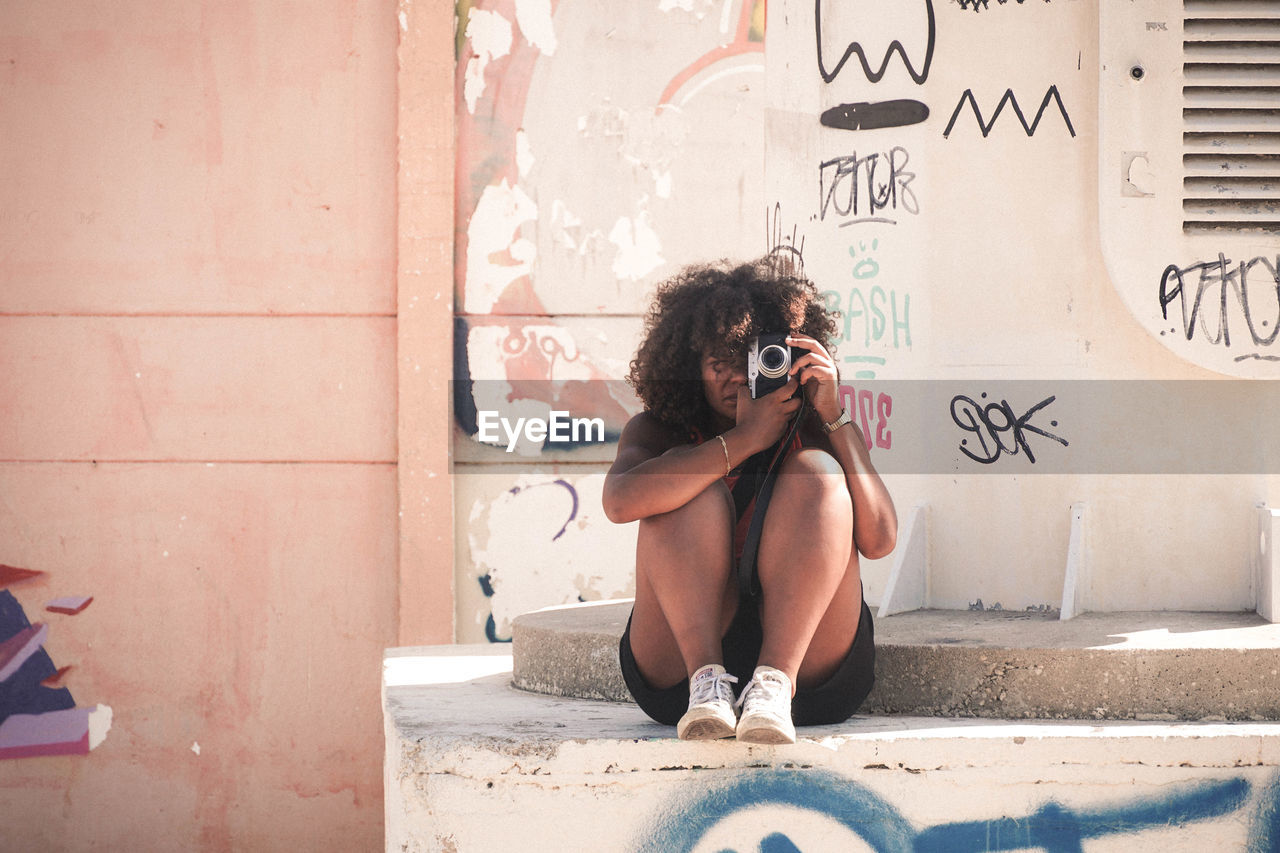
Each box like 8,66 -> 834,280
676,664 -> 739,740
735,665 -> 796,744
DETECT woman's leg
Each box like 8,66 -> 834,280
627,482 -> 738,689
754,448 -> 862,690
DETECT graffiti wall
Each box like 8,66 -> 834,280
453,0 -> 1276,641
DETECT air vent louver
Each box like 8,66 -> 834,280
1183,0 -> 1280,233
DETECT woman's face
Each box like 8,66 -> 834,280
700,350 -> 745,428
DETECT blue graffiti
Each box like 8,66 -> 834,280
1249,775 -> 1280,851
915,779 -> 1249,852
638,771 -> 915,853
476,574 -> 511,644
638,769 -> 1273,853
758,834 -> 802,853
507,479 -> 579,542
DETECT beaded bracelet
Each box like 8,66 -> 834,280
716,434 -> 731,476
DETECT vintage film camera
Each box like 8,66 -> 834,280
747,333 -> 806,399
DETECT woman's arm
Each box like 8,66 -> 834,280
787,335 -> 898,560
601,414 -> 722,524
812,414 -> 898,560
602,385 -> 802,524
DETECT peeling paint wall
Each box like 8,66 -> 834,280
461,474 -> 636,641
455,0 -> 1276,639
453,0 -> 771,641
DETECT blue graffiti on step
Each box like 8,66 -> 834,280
637,770 -> 916,853
759,834 -> 802,853
914,779 -> 1250,852
636,769 -> 1276,853
1249,774 -> 1280,851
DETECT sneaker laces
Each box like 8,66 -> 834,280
735,668 -> 790,715
689,667 -> 738,707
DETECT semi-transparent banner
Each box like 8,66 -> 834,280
453,380 -> 1280,474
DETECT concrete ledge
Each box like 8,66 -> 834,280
513,601 -> 1280,720
512,599 -> 630,702
385,645 -> 1280,852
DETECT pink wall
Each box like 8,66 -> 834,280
0,1 -> 401,847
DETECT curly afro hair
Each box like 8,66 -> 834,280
628,257 -> 839,437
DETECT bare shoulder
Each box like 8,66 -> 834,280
618,411 -> 686,454
609,411 -> 688,474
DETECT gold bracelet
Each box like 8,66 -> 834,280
716,434 -> 731,476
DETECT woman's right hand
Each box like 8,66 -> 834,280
730,379 -> 802,456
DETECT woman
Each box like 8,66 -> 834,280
602,258 -> 897,743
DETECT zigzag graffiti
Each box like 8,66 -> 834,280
814,0 -> 936,85
957,0 -> 1051,10
942,86 -> 1077,138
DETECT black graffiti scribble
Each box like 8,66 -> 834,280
476,574 -> 510,643
819,147 -> 919,226
942,86 -> 1076,138
957,0 -> 1052,11
820,99 -> 930,131
1159,253 -> 1280,352
765,203 -> 805,276
814,0 -> 936,85
950,394 -> 1068,465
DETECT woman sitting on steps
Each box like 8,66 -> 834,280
603,258 -> 897,744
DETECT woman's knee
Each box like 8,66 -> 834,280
782,447 -> 845,477
774,449 -> 851,510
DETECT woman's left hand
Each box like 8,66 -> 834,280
786,334 -> 843,425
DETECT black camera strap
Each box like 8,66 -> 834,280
733,397 -> 810,602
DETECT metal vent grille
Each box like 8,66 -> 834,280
1183,0 -> 1280,234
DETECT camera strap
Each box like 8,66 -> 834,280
734,397 -> 810,602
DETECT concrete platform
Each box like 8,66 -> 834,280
512,600 -> 1280,721
384,645 -> 1280,852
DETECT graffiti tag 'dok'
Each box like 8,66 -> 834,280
950,393 -> 1068,465
820,147 -> 919,226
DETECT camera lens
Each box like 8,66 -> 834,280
757,344 -> 790,378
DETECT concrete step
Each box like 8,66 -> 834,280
383,645 -> 1280,852
512,600 -> 1280,721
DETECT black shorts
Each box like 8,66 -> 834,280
618,594 -> 876,728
